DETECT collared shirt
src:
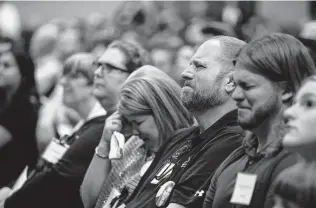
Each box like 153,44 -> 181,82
203,134 -> 301,208
72,101 -> 106,134
125,110 -> 244,208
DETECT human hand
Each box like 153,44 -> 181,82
0,187 -> 11,203
100,111 -> 124,145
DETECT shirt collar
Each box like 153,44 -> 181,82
86,101 -> 107,121
200,109 -> 239,140
72,101 -> 106,133
243,132 -> 283,158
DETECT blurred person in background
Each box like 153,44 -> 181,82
203,33 -> 316,208
81,65 -> 195,208
0,38 -> 40,188
172,45 -> 195,86
30,22 -> 80,154
150,47 -> 174,77
0,2 -> 21,42
57,24 -> 85,63
0,53 -> 108,208
29,23 -> 62,97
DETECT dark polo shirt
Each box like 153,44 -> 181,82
203,137 -> 301,208
125,110 -> 244,208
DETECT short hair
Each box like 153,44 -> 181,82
209,36 -> 246,73
236,33 -> 316,93
117,65 -> 195,143
63,53 -> 96,85
272,162 -> 316,208
107,40 -> 152,73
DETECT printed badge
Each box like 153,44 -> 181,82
230,173 -> 257,205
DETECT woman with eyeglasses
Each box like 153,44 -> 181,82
81,65 -> 195,208
269,75 -> 316,208
0,38 -> 40,188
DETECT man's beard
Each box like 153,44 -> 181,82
238,95 -> 279,131
181,86 -> 223,112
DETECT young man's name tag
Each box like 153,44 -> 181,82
41,140 -> 69,164
230,173 -> 257,205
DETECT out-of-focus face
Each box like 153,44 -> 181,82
0,51 -> 21,94
58,29 -> 82,61
180,39 -> 226,111
93,47 -> 130,109
151,49 -> 173,75
283,81 -> 316,150
124,114 -> 160,153
232,62 -> 282,130
60,69 -> 93,110
175,46 -> 194,72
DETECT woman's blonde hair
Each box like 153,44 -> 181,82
118,65 -> 195,142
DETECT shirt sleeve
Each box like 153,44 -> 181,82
170,133 -> 242,207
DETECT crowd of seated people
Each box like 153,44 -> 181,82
1,1 -> 316,208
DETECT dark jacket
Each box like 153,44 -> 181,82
4,115 -> 108,208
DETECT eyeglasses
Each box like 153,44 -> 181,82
93,61 -> 129,74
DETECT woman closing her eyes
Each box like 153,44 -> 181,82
81,65 -> 195,208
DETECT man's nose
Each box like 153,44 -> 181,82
181,67 -> 194,81
94,66 -> 103,78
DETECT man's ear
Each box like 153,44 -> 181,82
282,91 -> 293,103
224,73 -> 235,94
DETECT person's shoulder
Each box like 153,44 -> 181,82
271,150 -> 302,178
169,126 -> 200,144
86,115 -> 107,125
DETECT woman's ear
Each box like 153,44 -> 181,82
224,73 -> 235,94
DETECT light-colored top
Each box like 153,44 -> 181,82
95,136 -> 152,208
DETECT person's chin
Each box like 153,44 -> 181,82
92,88 -> 105,98
282,133 -> 303,149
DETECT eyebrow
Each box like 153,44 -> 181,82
191,58 -> 207,67
298,92 -> 316,101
